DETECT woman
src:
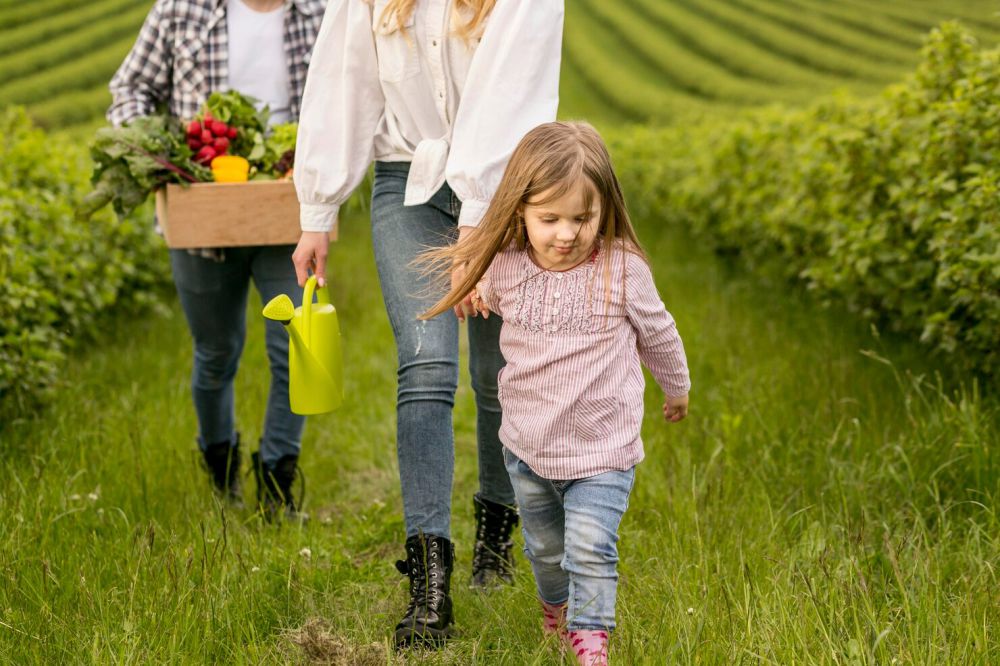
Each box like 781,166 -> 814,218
292,0 -> 563,647
108,0 -> 326,519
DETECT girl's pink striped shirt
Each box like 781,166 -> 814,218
478,242 -> 691,480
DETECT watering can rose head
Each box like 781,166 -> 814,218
263,276 -> 343,415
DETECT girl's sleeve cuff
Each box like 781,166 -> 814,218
457,199 -> 490,229
300,202 -> 340,233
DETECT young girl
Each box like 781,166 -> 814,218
419,121 -> 691,665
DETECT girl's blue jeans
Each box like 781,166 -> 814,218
503,447 -> 635,632
371,161 -> 515,540
169,245 -> 306,465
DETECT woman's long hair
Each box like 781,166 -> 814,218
417,121 -> 646,320
375,0 -> 495,40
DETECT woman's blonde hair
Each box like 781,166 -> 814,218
375,0 -> 495,40
418,121 -> 646,320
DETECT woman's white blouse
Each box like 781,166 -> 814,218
294,0 -> 564,232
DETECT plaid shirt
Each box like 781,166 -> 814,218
108,0 -> 325,125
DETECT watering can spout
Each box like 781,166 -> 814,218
263,276 -> 343,415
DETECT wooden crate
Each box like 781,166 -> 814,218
155,180 -> 336,248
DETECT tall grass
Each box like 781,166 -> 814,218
0,211 -> 995,663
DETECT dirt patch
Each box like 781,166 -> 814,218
285,618 -> 389,665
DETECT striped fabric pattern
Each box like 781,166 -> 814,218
479,242 -> 691,480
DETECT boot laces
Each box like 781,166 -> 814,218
472,512 -> 514,572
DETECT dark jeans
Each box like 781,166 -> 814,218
170,245 -> 305,465
371,161 -> 515,540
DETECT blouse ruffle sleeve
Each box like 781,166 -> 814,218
445,0 -> 563,229
294,0 -> 385,232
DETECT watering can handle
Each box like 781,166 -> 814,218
301,275 -> 331,347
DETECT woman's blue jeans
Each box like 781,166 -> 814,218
371,161 -> 515,540
169,245 -> 305,465
504,447 -> 635,632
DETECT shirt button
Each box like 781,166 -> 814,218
553,308 -> 560,314
556,274 -> 563,280
554,292 -> 561,298
438,91 -> 444,98
432,40 -> 438,46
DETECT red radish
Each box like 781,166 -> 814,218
186,120 -> 201,137
201,129 -> 213,144
212,137 -> 230,152
187,137 -> 202,150
203,111 -> 214,123
211,121 -> 229,136
195,146 -> 217,163
227,127 -> 237,139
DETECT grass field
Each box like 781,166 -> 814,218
1,1 -> 998,663
1,207 -> 996,663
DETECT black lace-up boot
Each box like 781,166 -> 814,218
470,493 -> 518,588
251,450 -> 306,522
394,534 -> 455,647
200,434 -> 243,506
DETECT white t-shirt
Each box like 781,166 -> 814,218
227,0 -> 291,125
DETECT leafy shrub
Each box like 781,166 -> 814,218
0,107 -> 168,413
610,22 -> 1000,374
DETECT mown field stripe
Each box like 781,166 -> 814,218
873,0 -> 1000,38
0,35 -> 135,106
0,0 -> 107,31
563,1 -> 731,122
558,50 -> 635,129
669,0 -> 900,81
0,0 -> 148,58
580,0 -> 811,105
0,5 -> 151,86
28,85 -> 111,130
733,0 -> 916,65
767,0 -> 924,49
630,0 -> 861,91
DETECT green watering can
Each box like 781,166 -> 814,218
262,275 -> 343,415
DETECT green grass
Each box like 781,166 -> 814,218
1,208 -> 996,663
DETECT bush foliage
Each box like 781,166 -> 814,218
611,22 -> 999,374
0,107 -> 167,412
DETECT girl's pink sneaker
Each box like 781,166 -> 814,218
565,629 -> 609,666
541,599 -> 567,637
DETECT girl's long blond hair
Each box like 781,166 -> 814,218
418,121 -> 646,320
375,0 -> 495,40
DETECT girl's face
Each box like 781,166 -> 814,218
522,180 -> 600,271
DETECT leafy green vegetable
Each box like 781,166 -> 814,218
79,92 -> 297,219
78,115 -> 210,220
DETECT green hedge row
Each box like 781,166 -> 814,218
0,108 -> 168,414
610,22 -> 999,374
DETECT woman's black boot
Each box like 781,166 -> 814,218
251,450 -> 306,522
394,534 -> 455,647
200,434 -> 243,506
470,493 -> 518,588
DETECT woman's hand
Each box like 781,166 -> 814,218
292,231 -> 330,287
663,394 -> 689,423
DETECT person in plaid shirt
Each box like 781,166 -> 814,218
108,0 -> 325,521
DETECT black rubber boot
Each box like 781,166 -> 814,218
200,435 -> 243,506
394,534 -> 455,648
470,493 -> 518,588
251,450 -> 306,522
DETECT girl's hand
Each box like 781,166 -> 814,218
471,287 -> 491,319
292,230 -> 330,287
663,394 -> 689,423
